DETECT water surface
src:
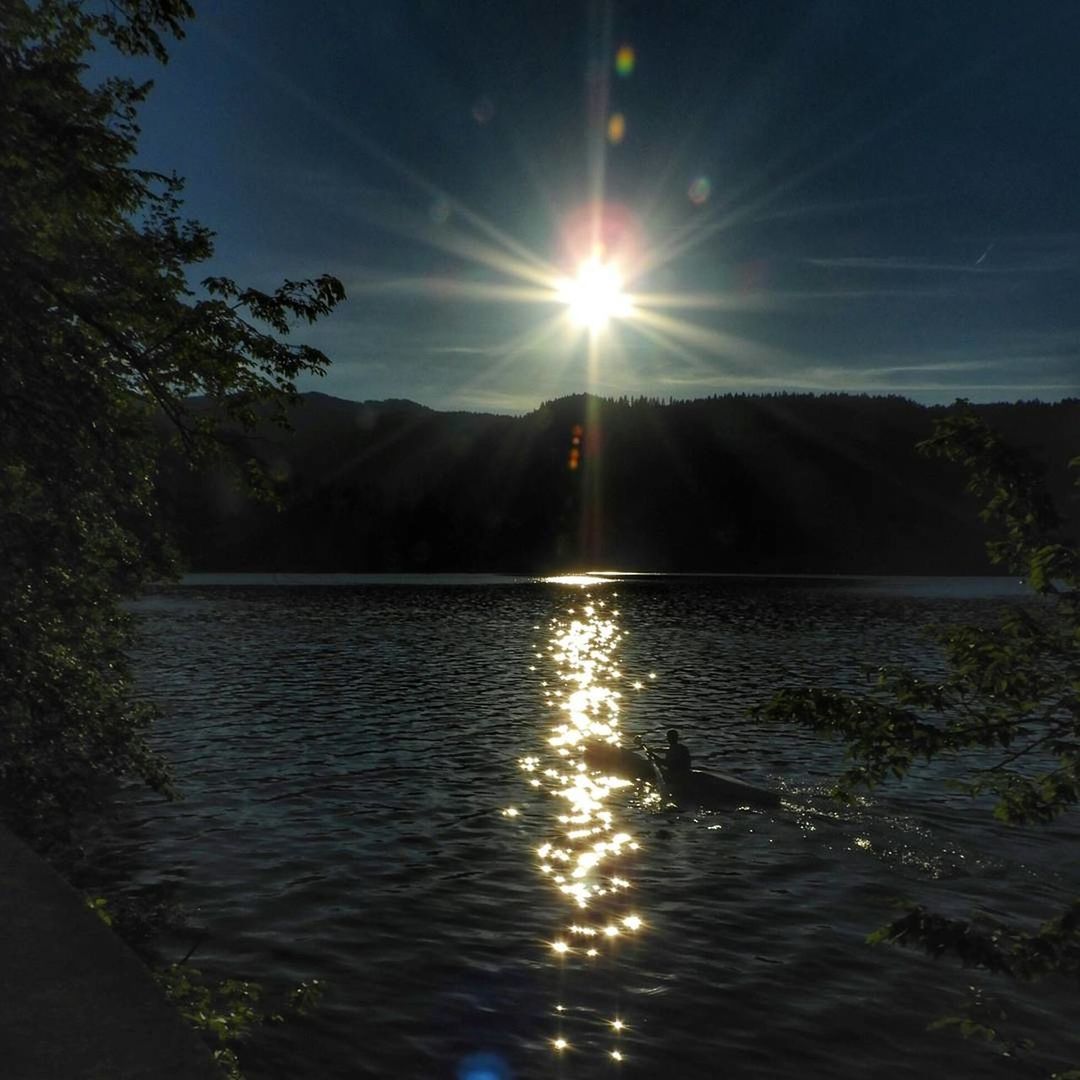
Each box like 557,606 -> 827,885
100,575 -> 1078,1078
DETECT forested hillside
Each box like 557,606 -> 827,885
158,393 -> 1080,574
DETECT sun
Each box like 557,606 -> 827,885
557,255 -> 633,331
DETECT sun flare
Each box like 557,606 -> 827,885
557,256 -> 633,331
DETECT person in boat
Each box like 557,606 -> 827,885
639,729 -> 692,782
661,728 -> 692,781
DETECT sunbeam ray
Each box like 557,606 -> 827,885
628,308 -> 798,373
346,276 -> 560,308
207,24 -> 561,278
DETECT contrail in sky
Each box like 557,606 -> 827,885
975,241 -> 995,265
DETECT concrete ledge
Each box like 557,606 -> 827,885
0,824 -> 219,1079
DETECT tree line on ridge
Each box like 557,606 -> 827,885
159,391 -> 1080,575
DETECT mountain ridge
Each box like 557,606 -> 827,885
158,392 -> 1080,575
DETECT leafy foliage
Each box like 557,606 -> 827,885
760,404 -> 1079,1065
0,0 -> 344,848
866,901 -> 1080,983
760,405 -> 1079,823
155,963 -> 323,1080
85,894 -> 114,927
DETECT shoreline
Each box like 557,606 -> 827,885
0,824 -> 218,1079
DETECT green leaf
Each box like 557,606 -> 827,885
1,0 -> 342,849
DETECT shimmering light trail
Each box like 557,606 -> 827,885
523,592 -> 657,1067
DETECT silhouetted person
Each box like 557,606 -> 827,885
636,728 -> 693,785
662,728 -> 692,780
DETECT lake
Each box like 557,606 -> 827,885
97,575 -> 1078,1078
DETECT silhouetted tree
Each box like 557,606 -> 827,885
0,0 -> 344,847
761,404 -> 1079,1069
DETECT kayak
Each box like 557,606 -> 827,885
659,765 -> 781,810
581,740 -> 655,781
582,741 -> 780,809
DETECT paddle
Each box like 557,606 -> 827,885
633,734 -> 682,807
633,734 -> 665,769
632,733 -> 657,761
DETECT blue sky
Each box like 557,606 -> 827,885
111,1 -> 1079,412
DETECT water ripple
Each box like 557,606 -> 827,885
80,578 -> 1080,1078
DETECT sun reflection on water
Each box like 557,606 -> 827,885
540,573 -> 611,586
522,593 -> 655,1065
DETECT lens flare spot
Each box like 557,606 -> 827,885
614,44 -> 635,76
689,175 -> 712,206
457,1051 -> 511,1080
471,96 -> 495,125
607,112 -> 626,144
429,196 -> 452,224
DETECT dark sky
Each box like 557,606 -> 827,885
115,1 -> 1079,411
